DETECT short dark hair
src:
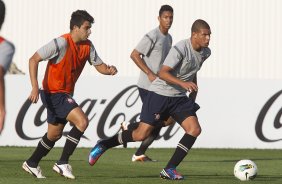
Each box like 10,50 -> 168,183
70,10 -> 94,30
191,19 -> 210,33
159,5 -> 173,17
0,0 -> 5,30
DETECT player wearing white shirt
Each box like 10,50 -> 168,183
122,5 -> 174,162
89,19 -> 212,181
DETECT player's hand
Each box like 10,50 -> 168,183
107,65 -> 118,75
29,87 -> 39,103
181,81 -> 198,92
147,72 -> 157,82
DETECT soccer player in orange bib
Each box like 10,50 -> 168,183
22,10 -> 117,179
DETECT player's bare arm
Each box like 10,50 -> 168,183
189,74 -> 198,100
0,66 -> 5,134
28,52 -> 42,103
130,49 -> 157,82
158,65 -> 198,92
94,63 -> 117,75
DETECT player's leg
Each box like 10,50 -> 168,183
27,123 -> 65,166
132,88 -> 172,161
132,117 -> 175,162
160,97 -> 200,180
23,123 -> 64,179
166,116 -> 200,168
120,85 -> 159,156
88,122 -> 154,166
120,120 -> 158,153
88,90 -> 163,166
131,122 -> 154,140
126,87 -> 151,150
119,121 -> 138,148
119,87 -> 147,148
23,91 -> 66,178
132,127 -> 160,162
160,116 -> 200,180
57,107 -> 88,164
123,121 -> 139,131
132,122 -> 163,162
54,107 -> 88,179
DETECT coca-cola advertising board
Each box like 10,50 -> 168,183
1,76 -> 281,148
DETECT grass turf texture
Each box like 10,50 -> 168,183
0,147 -> 281,184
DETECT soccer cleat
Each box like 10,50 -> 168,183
88,143 -> 107,166
120,121 -> 130,148
132,154 -> 157,162
22,161 -> 46,179
53,163 -> 75,179
160,168 -> 184,180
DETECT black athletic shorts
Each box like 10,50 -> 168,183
40,90 -> 78,124
138,87 -> 149,103
140,91 -> 200,126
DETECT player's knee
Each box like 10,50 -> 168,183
47,133 -> 62,141
193,127 -> 202,137
186,126 -> 202,137
56,133 -> 63,140
195,127 -> 202,136
136,134 -> 147,141
76,117 -> 89,131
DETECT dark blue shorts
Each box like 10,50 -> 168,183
138,87 -> 149,103
40,90 -> 78,124
140,91 -> 200,126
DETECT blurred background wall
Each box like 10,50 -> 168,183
2,0 -> 282,79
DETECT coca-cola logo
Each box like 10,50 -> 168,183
15,85 -> 179,141
255,90 -> 282,142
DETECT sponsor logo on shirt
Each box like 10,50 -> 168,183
67,97 -> 74,104
154,113 -> 160,120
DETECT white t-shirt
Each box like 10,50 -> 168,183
0,38 -> 15,73
135,27 -> 172,90
150,38 -> 211,97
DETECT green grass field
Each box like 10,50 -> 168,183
0,147 -> 281,184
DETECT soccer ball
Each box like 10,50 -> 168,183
234,159 -> 258,181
